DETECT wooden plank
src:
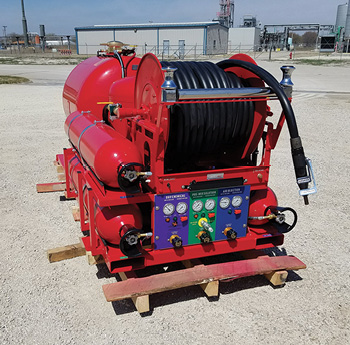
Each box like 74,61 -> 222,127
47,242 -> 86,263
119,271 -> 150,313
36,182 -> 66,193
53,161 -> 64,173
86,251 -> 105,265
182,259 -> 219,297
72,206 -> 80,221
103,255 -> 306,302
57,173 -> 66,181
64,191 -> 76,200
241,250 -> 290,286
264,270 -> 288,286
200,280 -> 219,297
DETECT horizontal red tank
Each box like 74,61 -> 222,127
248,187 -> 278,225
64,111 -> 142,188
95,204 -> 143,245
63,55 -> 141,119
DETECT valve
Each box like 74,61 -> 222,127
169,235 -> 183,248
197,230 -> 211,243
223,227 -> 237,240
199,218 -> 214,233
117,162 -> 152,193
119,228 -> 152,257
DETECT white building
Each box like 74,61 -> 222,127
75,22 -> 228,57
228,27 -> 261,52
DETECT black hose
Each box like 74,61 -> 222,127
217,59 -> 309,196
113,51 -> 125,78
161,61 -> 255,163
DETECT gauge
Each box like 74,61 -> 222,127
219,197 -> 230,209
176,202 -> 188,214
205,199 -> 216,211
192,200 -> 203,212
231,195 -> 243,207
163,203 -> 175,216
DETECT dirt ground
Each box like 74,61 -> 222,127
0,57 -> 349,345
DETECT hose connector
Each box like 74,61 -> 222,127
280,65 -> 295,98
161,67 -> 177,102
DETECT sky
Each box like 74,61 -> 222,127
0,0 -> 340,36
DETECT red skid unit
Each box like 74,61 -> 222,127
61,48 -> 315,274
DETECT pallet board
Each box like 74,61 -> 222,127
47,242 -> 86,262
47,238 -> 306,313
36,182 -> 66,193
102,255 -> 306,302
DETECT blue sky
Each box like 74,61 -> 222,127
0,0 -> 339,35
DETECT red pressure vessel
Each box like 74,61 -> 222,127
64,111 -> 142,188
248,187 -> 278,225
62,55 -> 141,119
95,204 -> 143,245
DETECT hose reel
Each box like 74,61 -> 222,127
161,61 -> 256,170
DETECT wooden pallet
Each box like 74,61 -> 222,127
46,239 -> 306,314
36,159 -> 66,193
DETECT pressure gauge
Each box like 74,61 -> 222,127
163,203 -> 175,216
231,195 -> 243,207
205,199 -> 216,211
192,200 -> 203,212
176,202 -> 188,214
219,197 -> 230,209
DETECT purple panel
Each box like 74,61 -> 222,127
154,192 -> 190,250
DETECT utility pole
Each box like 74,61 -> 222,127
21,0 -> 29,47
2,26 -> 7,48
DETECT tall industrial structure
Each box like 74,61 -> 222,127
21,0 -> 29,47
217,0 -> 234,28
333,3 -> 350,52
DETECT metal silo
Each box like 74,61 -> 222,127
336,4 -> 348,28
345,3 -> 350,38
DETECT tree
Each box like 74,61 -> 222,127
290,33 -> 302,45
302,32 -> 318,47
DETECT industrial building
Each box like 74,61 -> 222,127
75,22 -> 228,56
228,27 -> 260,52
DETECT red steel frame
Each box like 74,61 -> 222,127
60,104 -> 286,274
60,53 -> 289,274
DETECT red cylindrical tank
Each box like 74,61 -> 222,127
95,204 -> 143,245
248,187 -> 278,225
64,111 -> 142,188
63,55 -> 141,119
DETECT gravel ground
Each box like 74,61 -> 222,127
0,59 -> 349,345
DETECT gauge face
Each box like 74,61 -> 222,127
163,203 -> 175,216
192,200 -> 203,212
176,202 -> 188,214
231,195 -> 243,207
219,197 -> 230,209
205,199 -> 216,211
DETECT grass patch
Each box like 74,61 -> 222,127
0,75 -> 30,84
296,59 -> 350,66
0,56 -> 87,65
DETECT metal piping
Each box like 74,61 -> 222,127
178,87 -> 273,100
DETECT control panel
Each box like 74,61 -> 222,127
154,186 -> 250,250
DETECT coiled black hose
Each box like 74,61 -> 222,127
161,61 -> 255,163
217,59 -> 309,200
